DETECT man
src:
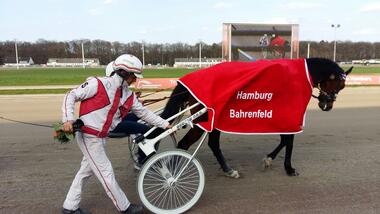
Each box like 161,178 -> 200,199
106,61 -> 152,170
61,54 -> 170,214
259,34 -> 270,59
259,33 -> 269,47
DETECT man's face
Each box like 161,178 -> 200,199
126,73 -> 137,85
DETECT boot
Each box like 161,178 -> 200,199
121,204 -> 143,214
62,208 -> 91,214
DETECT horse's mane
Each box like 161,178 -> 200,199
306,58 -> 345,83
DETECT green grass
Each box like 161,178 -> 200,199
0,67 -> 196,86
0,88 -> 174,95
0,89 -> 71,95
342,66 -> 380,74
0,66 -> 378,87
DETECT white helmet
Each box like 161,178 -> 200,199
113,54 -> 143,78
105,61 -> 114,77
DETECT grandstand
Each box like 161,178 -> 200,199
222,23 -> 299,61
46,58 -> 100,67
2,57 -> 34,67
174,58 -> 223,68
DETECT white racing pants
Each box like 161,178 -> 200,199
63,132 -> 130,211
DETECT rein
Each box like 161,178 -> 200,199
0,89 -> 185,128
311,94 -> 319,99
141,89 -> 189,106
311,84 -> 337,101
139,89 -> 165,98
311,84 -> 325,99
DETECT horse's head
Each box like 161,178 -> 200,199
316,66 -> 353,111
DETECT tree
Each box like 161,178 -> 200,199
1,39 -> 379,65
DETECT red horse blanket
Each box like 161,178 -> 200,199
178,59 -> 313,134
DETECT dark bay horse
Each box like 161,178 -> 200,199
149,58 -> 352,177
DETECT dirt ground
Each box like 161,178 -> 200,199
0,87 -> 380,214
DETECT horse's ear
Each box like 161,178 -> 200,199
345,66 -> 353,75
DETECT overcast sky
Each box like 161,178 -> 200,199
1,0 -> 379,44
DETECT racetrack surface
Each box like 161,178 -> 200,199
0,87 -> 379,214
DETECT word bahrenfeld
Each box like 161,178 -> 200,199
230,109 -> 273,118
236,91 -> 273,101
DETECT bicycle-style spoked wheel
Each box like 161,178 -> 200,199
137,150 -> 205,214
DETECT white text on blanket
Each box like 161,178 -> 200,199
236,91 -> 273,101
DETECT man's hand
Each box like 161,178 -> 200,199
166,124 -> 173,129
135,91 -> 142,98
63,120 -> 74,133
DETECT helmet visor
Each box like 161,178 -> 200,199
132,72 -> 143,78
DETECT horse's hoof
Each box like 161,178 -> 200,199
262,157 -> 273,170
224,169 -> 240,179
286,169 -> 299,176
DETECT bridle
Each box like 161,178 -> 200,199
312,72 -> 347,111
312,84 -> 337,102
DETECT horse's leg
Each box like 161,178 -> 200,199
177,95 -> 239,178
264,134 -> 287,168
264,134 -> 299,176
208,130 -> 240,178
177,126 -> 203,150
283,134 -> 299,176
208,130 -> 229,172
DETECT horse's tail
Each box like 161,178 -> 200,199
147,83 -> 189,139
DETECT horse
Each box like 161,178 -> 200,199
266,27 -> 290,58
267,38 -> 289,58
148,58 -> 352,177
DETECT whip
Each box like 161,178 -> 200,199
0,116 -> 53,128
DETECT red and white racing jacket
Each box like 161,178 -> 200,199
62,75 -> 169,138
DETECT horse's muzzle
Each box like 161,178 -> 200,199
318,101 -> 333,111
317,93 -> 336,111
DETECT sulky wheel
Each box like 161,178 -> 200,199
137,149 -> 205,214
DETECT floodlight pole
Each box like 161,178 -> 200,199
142,41 -> 145,68
199,40 -> 202,68
331,24 -> 340,62
15,40 -> 19,70
161,45 -> 164,66
81,43 -> 85,69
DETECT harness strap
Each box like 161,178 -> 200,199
141,90 -> 189,106
312,84 -> 337,101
